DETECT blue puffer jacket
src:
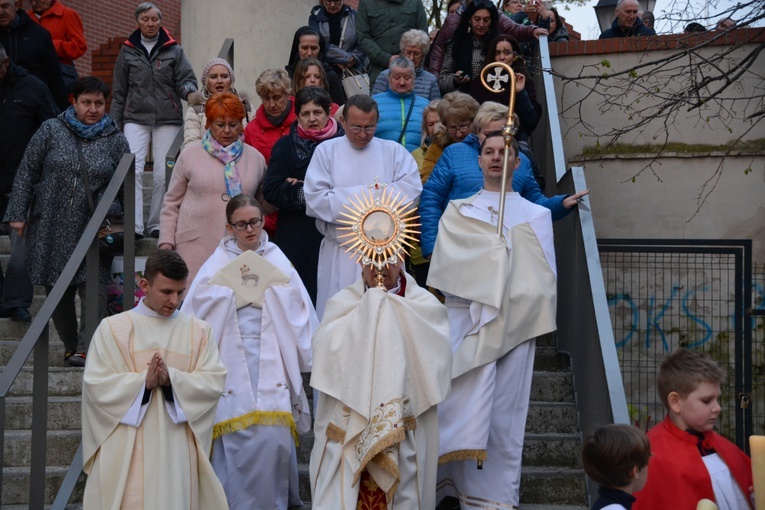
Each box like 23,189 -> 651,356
373,89 -> 430,152
419,133 -> 571,257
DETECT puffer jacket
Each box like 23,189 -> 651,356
372,66 -> 441,101
110,27 -> 197,128
419,133 -> 569,256
373,88 -> 429,152
309,4 -> 367,70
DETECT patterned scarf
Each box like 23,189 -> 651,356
201,129 -> 244,198
62,106 -> 112,140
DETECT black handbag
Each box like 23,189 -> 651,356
74,137 -> 125,257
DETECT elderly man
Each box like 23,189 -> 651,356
372,29 -> 440,101
355,0 -> 427,84
373,56 -> 429,152
429,133 -> 558,508
0,42 -> 58,323
27,0 -> 87,90
599,0 -> 656,38
310,255 -> 452,508
304,93 -> 422,318
0,0 -> 67,108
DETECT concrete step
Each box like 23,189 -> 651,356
520,467 -> 587,505
529,371 -> 575,403
0,366 -> 83,397
0,339 -> 69,367
4,396 -> 82,431
1,466 -> 85,506
3,429 -> 80,467
523,433 -> 582,469
526,402 -> 578,435
534,346 -> 572,372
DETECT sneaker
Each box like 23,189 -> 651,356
66,352 -> 86,367
9,307 -> 32,323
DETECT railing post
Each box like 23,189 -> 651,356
28,326 -> 50,509
124,155 -> 136,311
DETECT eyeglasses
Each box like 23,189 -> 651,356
325,0 -> 342,4
446,122 -> 472,134
348,125 -> 377,135
229,218 -> 264,230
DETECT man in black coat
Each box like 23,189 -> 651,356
0,1 -> 68,109
0,42 -> 59,322
599,0 -> 657,39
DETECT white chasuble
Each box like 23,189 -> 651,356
82,303 -> 228,510
310,273 -> 452,509
304,136 -> 422,319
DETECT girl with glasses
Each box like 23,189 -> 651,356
182,193 -> 318,510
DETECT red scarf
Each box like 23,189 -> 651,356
296,116 -> 338,142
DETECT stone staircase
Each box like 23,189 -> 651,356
0,169 -> 588,508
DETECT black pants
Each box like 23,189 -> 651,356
0,193 -> 33,311
45,281 -> 107,354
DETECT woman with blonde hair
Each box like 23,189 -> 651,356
159,92 -> 267,285
411,99 -> 441,182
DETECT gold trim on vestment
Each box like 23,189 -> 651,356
212,410 -> 298,445
326,422 -> 347,444
437,449 -> 488,465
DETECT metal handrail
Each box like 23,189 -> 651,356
0,152 -> 136,508
531,35 -> 630,504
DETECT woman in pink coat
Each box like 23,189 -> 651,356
159,93 -> 267,286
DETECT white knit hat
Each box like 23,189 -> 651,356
201,58 -> 235,91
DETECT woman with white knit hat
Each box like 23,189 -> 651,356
183,57 -> 253,149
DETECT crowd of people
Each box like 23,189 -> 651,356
0,0 -> 755,509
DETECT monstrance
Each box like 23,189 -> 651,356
337,178 -> 420,289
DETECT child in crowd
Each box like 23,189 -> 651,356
634,349 -> 753,509
582,424 -> 651,510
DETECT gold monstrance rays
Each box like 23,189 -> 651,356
337,179 -> 420,272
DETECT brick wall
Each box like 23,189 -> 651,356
18,0 -> 181,78
548,26 -> 765,56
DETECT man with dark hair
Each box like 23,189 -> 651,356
0,42 -> 58,322
82,249 -> 228,508
0,0 -> 68,108
599,0 -> 656,38
304,94 -> 422,318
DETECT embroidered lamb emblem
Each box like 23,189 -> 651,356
240,265 -> 259,287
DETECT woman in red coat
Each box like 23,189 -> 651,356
243,69 -> 296,235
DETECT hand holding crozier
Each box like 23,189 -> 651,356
696,499 -> 718,510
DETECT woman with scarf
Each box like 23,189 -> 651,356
182,57 -> 253,149
262,87 -> 344,305
4,77 -> 130,367
181,193 -> 317,510
159,92 -> 267,286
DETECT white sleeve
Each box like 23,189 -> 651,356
119,383 -> 151,427
164,387 -> 189,424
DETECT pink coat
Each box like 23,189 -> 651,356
159,142 -> 267,285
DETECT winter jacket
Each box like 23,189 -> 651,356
355,0 -> 428,83
27,1 -> 87,64
428,11 -> 536,78
372,66 -> 441,101
243,102 -> 298,164
309,4 -> 367,71
286,26 -> 347,106
599,17 -> 656,38
3,114 -> 130,286
110,27 -> 197,129
373,88 -> 429,152
419,133 -> 569,257
0,62 -> 59,191
0,9 -> 68,109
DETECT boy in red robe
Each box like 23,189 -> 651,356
634,349 -> 753,510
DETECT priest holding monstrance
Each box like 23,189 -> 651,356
309,181 -> 453,509
428,62 -> 559,509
